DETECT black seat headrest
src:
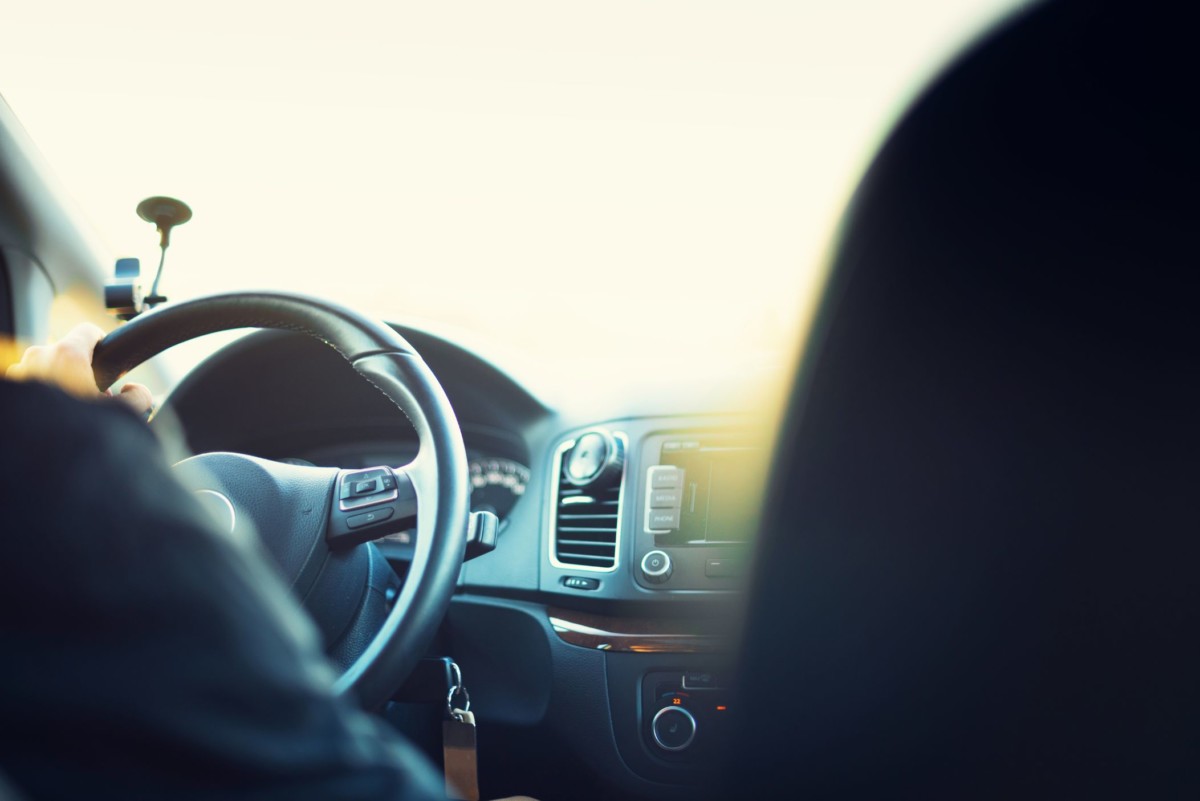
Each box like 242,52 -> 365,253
725,1 -> 1198,796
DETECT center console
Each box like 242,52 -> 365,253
533,421 -> 763,785
633,432 -> 758,591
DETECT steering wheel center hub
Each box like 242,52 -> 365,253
174,451 -> 338,587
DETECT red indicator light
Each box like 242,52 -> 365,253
716,705 -> 727,711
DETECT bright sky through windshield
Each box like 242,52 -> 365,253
1,0 -> 1016,370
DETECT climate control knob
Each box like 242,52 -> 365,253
640,549 -> 673,584
651,705 -> 697,752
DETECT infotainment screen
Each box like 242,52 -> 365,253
654,444 -> 760,544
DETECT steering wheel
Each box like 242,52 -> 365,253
91,291 -> 471,710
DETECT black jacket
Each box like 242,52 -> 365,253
0,380 -> 442,800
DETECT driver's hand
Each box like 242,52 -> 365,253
5,323 -> 153,418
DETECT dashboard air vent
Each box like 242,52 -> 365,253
550,432 -> 626,572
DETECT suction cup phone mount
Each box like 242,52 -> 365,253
105,196 -> 192,320
137,196 -> 192,249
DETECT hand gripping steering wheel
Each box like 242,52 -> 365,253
92,291 -> 470,709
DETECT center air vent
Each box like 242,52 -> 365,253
550,431 -> 626,572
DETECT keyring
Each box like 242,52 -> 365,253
447,684 -> 471,716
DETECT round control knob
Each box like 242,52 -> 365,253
651,705 -> 697,752
563,429 -> 624,489
641,550 -> 673,584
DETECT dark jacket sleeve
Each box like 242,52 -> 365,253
0,381 -> 443,801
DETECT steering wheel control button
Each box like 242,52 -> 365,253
641,550 -> 673,583
329,466 -> 419,547
347,507 -> 394,529
339,467 -> 401,511
562,576 -> 600,591
651,706 -> 697,752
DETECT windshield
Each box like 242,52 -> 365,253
2,0 -> 1016,376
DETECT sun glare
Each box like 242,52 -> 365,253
1,0 -> 1018,392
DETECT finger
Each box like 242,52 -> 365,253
58,323 -> 106,356
6,344 -> 49,380
54,324 -> 108,396
116,383 -> 155,419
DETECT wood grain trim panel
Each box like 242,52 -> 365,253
547,606 -> 729,653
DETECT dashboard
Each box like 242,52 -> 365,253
161,324 -> 775,799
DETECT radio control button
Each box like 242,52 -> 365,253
647,509 -> 679,530
705,558 -> 736,578
649,466 -> 681,489
641,550 -> 673,583
649,489 -> 680,508
643,551 -> 668,572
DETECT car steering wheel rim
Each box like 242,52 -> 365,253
91,290 -> 471,709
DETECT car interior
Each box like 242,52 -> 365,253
1,0 -> 1195,798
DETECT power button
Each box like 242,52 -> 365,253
640,550 -> 673,584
